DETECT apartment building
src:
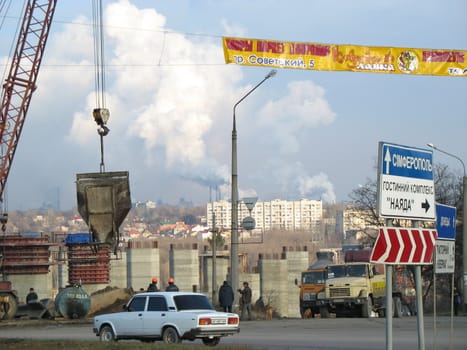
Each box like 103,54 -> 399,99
335,206 -> 379,240
206,198 -> 323,233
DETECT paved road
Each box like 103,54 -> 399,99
0,316 -> 465,349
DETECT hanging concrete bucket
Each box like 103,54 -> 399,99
76,171 -> 131,247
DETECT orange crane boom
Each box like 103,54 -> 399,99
0,0 -> 57,212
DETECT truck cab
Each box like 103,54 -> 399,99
296,251 -> 334,318
323,249 -> 402,318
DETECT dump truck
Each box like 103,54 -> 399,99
322,248 -> 403,318
296,251 -> 335,318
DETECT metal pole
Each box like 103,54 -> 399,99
415,265 -> 425,350
211,202 -> 217,304
463,176 -> 467,312
414,220 -> 425,350
385,218 -> 393,350
231,70 -> 276,310
386,265 -> 393,350
427,143 -> 467,311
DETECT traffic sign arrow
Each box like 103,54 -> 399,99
422,229 -> 436,263
412,230 -> 423,263
421,199 -> 430,213
370,227 -> 437,264
370,227 -> 388,262
399,229 -> 415,263
386,228 -> 401,262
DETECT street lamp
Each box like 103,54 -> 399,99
427,143 -> 467,308
231,70 -> 276,307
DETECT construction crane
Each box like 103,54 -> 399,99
0,0 -> 57,231
0,0 -> 57,320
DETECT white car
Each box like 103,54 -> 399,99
93,291 -> 240,346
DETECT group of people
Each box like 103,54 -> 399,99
145,278 -> 253,320
219,280 -> 252,321
146,277 -> 179,292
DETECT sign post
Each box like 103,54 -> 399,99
374,141 -> 436,350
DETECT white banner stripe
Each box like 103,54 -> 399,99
379,228 -> 390,263
395,230 -> 403,262
408,230 -> 415,262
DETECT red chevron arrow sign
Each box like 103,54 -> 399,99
370,227 -> 437,264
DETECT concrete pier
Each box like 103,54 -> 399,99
169,243 -> 199,292
127,239 -> 160,291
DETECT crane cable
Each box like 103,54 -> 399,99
92,0 -> 106,109
91,0 -> 109,173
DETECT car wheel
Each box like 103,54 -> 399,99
162,326 -> 181,344
202,337 -> 220,346
99,325 -> 116,342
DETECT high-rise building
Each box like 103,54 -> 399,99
207,198 -> 322,233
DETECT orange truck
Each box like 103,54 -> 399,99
296,251 -> 335,318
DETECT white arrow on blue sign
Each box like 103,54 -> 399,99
377,142 -> 435,220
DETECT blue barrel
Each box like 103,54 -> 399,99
54,285 -> 90,319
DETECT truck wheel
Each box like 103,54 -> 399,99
393,297 -> 402,318
300,306 -> 307,318
361,297 -> 372,318
319,306 -> 330,318
162,326 -> 181,344
0,292 -> 18,320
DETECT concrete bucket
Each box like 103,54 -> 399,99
76,171 -> 131,247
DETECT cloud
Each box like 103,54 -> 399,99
17,0 -> 339,208
63,0 -> 244,190
221,18 -> 247,37
263,161 -> 336,204
297,172 -> 336,203
258,80 -> 336,154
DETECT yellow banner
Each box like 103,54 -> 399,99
222,36 -> 467,77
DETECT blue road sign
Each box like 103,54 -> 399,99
436,203 -> 456,240
380,142 -> 434,180
377,142 -> 435,220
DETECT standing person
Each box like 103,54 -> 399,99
219,281 -> 234,312
147,277 -> 159,292
26,287 -> 38,304
165,277 -> 179,291
238,281 -> 252,320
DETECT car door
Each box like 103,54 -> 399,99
115,295 -> 147,336
142,295 -> 169,336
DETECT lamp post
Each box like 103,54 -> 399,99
231,70 -> 276,307
428,143 -> 467,309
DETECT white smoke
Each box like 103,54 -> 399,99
258,80 -> 336,154
59,0 -> 338,204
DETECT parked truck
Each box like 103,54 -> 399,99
296,251 -> 334,318
322,248 -> 403,318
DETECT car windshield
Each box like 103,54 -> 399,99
327,265 -> 346,279
327,264 -> 368,278
174,294 -> 215,311
302,271 -> 325,284
347,264 -> 367,277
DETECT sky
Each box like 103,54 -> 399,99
0,0 -> 466,211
